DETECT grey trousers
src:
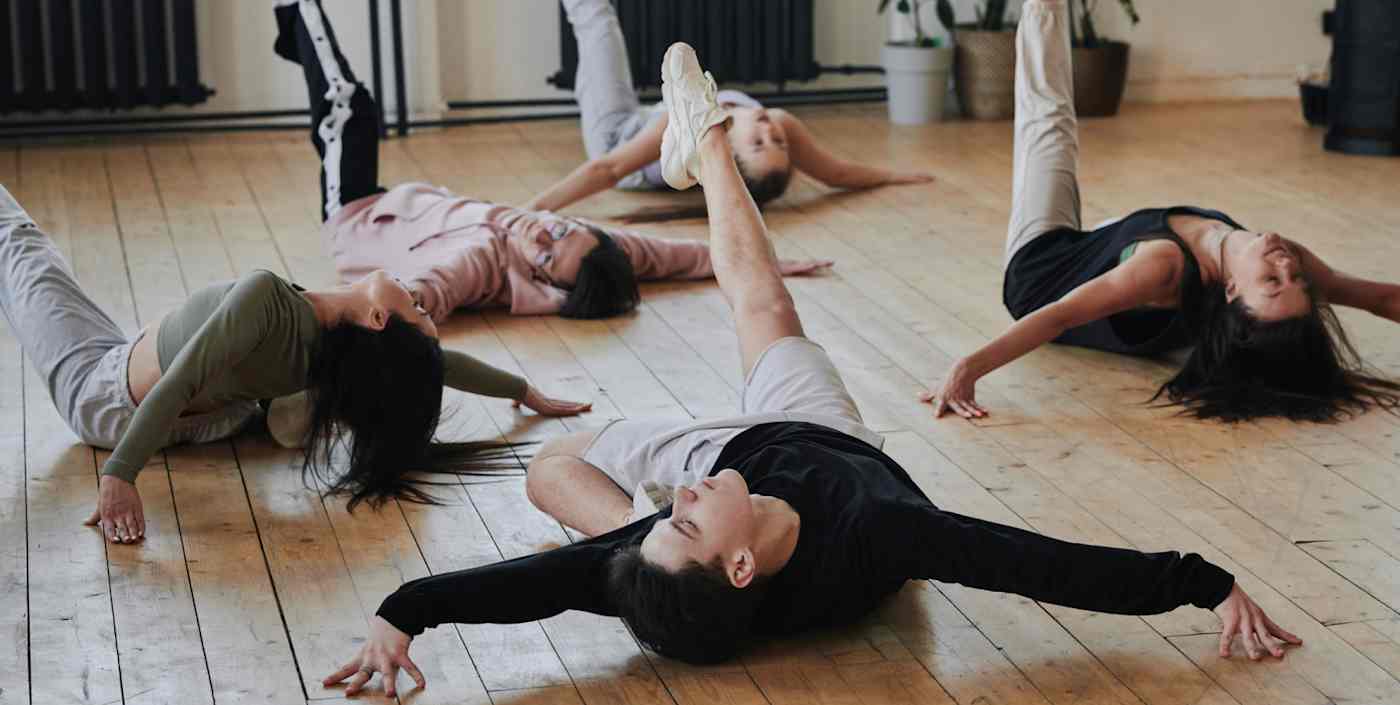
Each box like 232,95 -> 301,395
0,185 -> 258,451
562,0 -> 660,189
1004,0 -> 1083,269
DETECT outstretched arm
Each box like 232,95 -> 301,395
695,123 -> 806,377
89,271 -> 286,543
925,249 -> 1177,418
441,350 -> 592,417
1295,242 -> 1400,323
604,226 -> 832,281
525,118 -> 666,212
868,502 -> 1302,659
775,109 -> 933,190
328,536 -> 630,695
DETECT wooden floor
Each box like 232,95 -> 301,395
4,100 -> 1400,705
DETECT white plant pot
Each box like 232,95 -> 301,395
882,43 -> 954,125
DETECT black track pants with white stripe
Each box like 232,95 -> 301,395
275,0 -> 383,223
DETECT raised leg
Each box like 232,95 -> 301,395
274,0 -> 383,222
693,127 -> 805,378
1004,0 -> 1082,268
562,0 -> 653,159
0,186 -> 126,426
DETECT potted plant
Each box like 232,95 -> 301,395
953,0 -> 1017,120
878,0 -> 956,124
1297,64 -> 1329,127
1069,0 -> 1139,117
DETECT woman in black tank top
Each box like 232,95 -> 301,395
926,1 -> 1400,423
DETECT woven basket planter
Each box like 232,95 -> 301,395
955,29 -> 1016,120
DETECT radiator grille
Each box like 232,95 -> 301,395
2,0 -> 213,114
550,0 -> 818,91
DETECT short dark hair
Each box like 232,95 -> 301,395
1155,285 -> 1400,422
303,316 -> 526,510
733,154 -> 792,207
560,228 -> 640,319
606,544 -> 768,664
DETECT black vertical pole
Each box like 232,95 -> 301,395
389,0 -> 408,137
368,0 -> 387,137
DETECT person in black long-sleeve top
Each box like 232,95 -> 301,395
324,25 -> 1301,700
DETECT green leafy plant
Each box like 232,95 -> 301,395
1069,0 -> 1140,48
876,0 -> 954,47
973,0 -> 1009,31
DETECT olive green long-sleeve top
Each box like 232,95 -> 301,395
101,270 -> 527,483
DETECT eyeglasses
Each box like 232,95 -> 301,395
534,221 -> 574,268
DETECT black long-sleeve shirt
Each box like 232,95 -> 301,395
377,423 -> 1234,637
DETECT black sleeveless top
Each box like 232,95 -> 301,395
1002,207 -> 1245,356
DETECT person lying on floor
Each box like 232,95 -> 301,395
523,0 -> 933,216
324,38 -> 1299,698
924,0 -> 1400,423
276,0 -> 831,323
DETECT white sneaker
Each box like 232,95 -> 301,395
660,42 -> 729,190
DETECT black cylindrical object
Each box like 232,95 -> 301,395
1325,0 -> 1400,156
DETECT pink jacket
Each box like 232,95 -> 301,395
322,183 -> 714,321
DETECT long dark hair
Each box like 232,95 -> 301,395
560,228 -> 640,319
1155,284 -> 1400,422
303,316 -> 526,510
606,544 -> 768,664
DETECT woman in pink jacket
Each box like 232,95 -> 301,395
281,0 -> 829,322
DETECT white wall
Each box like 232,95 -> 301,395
900,0 -> 1332,103
1095,0 -> 1332,102
1,0 -> 1336,126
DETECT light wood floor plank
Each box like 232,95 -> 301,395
233,436 -> 377,699
23,363 -> 119,705
102,142 -> 225,705
145,142 -> 238,289
1331,619 -> 1400,683
164,443 -> 303,705
186,142 -> 289,280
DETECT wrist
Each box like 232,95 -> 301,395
100,469 -> 137,486
956,355 -> 987,380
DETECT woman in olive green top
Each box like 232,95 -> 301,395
0,186 -> 589,545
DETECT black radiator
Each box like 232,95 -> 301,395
1,0 -> 214,114
548,0 -> 818,91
